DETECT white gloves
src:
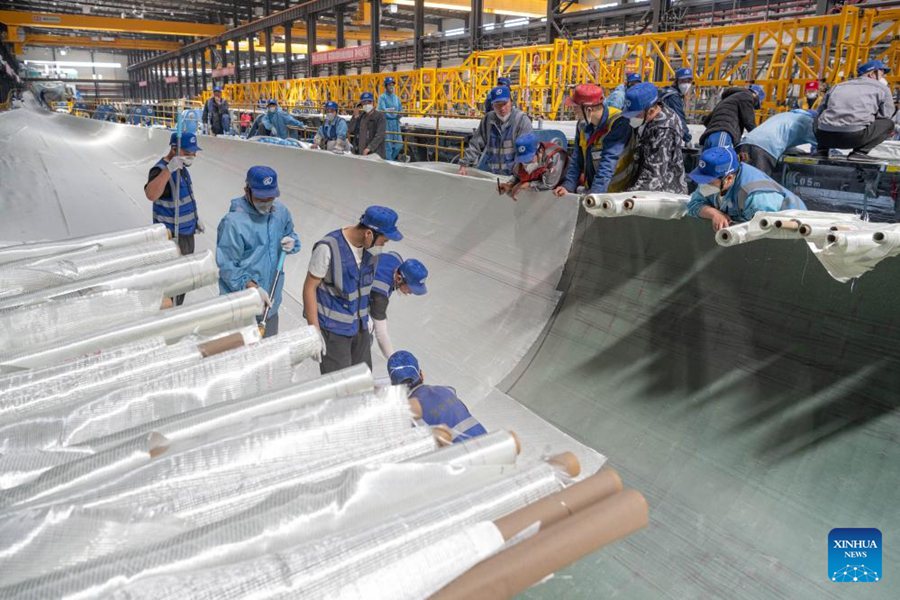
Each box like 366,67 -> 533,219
166,156 -> 186,173
281,236 -> 296,252
195,219 -> 206,234
313,327 -> 327,362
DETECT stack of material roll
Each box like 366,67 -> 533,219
0,227 -> 647,599
582,191 -> 690,220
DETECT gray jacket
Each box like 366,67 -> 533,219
817,77 -> 894,132
357,109 -> 387,158
461,108 -> 533,174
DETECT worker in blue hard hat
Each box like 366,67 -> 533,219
737,109 -> 817,176
216,166 -> 300,338
247,99 -> 304,139
498,132 -> 569,200
698,84 -> 763,150
314,100 -> 350,151
144,131 -> 203,305
484,76 -> 513,112
622,82 -> 687,194
303,205 -> 402,373
659,66 -> 695,144
202,85 -> 230,135
605,72 -> 642,110
370,253 -> 428,358
461,85 -> 533,176
686,146 -> 806,230
814,59 -> 895,159
378,76 -> 403,160
354,91 -> 386,158
387,350 -> 487,444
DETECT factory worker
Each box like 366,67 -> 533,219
698,84 -> 764,150
605,72 -> 641,110
378,77 -> 403,160
303,206 -> 402,374
370,253 -> 428,358
796,80 -> 823,111
247,99 -> 304,139
622,82 -> 688,194
659,66 -> 695,144
815,59 -> 895,159
460,85 -> 532,176
498,132 -> 569,200
144,131 -> 202,306
686,146 -> 806,230
216,166 -> 300,338
388,351 -> 487,444
356,92 -> 387,158
553,84 -> 636,196
202,85 -> 230,135
484,75 -> 513,113
314,101 -> 350,151
737,109 -> 817,176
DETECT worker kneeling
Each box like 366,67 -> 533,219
216,166 -> 301,338
371,253 -> 429,358
686,146 -> 807,231
388,350 -> 487,444
498,133 -> 568,200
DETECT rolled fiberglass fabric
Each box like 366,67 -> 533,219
0,250 -> 217,311
0,224 -> 169,266
0,241 -> 179,298
0,289 -> 163,358
873,227 -> 900,246
715,223 -> 769,247
0,450 -> 81,490
622,192 -> 690,220
826,230 -> 881,254
581,193 -> 627,217
407,429 -> 520,466
0,289 -> 263,371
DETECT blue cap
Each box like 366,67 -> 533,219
497,76 -> 512,87
749,84 -> 766,104
688,147 -> 740,185
169,131 -> 202,152
489,85 -> 511,104
246,166 -> 280,198
360,205 -> 402,241
384,76 -> 395,85
387,350 -> 421,386
622,82 -> 659,117
626,72 -> 641,85
267,98 -> 278,106
213,85 -> 222,92
675,67 -> 693,80
514,132 -> 539,163
398,259 -> 428,295
858,59 -> 890,76
360,91 -> 374,103
324,100 -> 338,111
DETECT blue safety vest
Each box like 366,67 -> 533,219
152,158 -> 197,235
485,116 -> 519,175
734,164 -> 807,213
322,120 -> 338,140
410,384 -> 487,443
371,251 -> 402,298
313,230 -> 376,336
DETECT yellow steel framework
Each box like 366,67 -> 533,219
197,6 -> 898,119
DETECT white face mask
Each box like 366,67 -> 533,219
325,112 -> 335,122
181,156 -> 194,167
678,83 -> 692,95
253,199 -> 275,214
363,104 -> 374,113
878,76 -> 889,87
267,107 -> 276,114
523,161 -> 541,174
629,116 -> 645,129
698,183 -> 719,197
806,93 -> 817,102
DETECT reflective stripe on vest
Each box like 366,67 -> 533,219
152,158 -> 197,234
372,251 -> 402,298
576,107 -> 636,192
314,230 -> 376,336
735,168 -> 805,211
452,416 -> 482,440
484,115 -> 520,175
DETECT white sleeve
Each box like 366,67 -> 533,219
308,244 -> 331,279
373,318 -> 394,358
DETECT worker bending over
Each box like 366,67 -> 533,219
303,206 -> 402,373
248,99 -> 304,139
605,72 -> 641,110
216,166 -> 300,338
387,350 -> 487,444
699,85 -> 764,150
314,101 -> 350,151
554,84 -> 636,196
370,253 -> 429,358
686,146 -> 806,230
737,109 -> 817,176
622,82 -> 687,194
460,86 -> 532,176
498,133 -> 569,200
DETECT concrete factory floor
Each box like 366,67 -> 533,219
2,100 -> 898,599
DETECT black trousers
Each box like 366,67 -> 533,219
173,233 -> 195,306
737,144 -> 778,176
814,118 -> 894,153
319,327 -> 372,374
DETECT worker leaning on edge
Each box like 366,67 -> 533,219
370,252 -> 429,358
498,132 -> 569,201
460,85 -> 533,177
387,350 -> 487,444
698,84 -> 764,150
553,83 -> 636,197
736,109 -> 817,176
144,131 -> 202,306
303,206 -> 403,374
248,99 -> 304,139
215,166 -> 300,338
314,101 -> 350,152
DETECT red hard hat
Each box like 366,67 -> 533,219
804,80 -> 820,92
566,84 -> 604,107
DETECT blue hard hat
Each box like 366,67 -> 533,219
169,131 -> 202,152
749,84 -> 766,104
267,98 -> 278,106
514,132 -> 540,163
858,59 -> 890,76
213,85 -> 223,92
360,205 -> 402,241
488,85 -> 511,104
387,350 -> 421,386
384,76 -> 395,86
324,100 -> 338,111
622,82 -> 659,117
497,76 -> 512,87
360,91 -> 375,103
246,166 -> 280,198
625,72 -> 641,85
689,147 -> 740,185
675,67 -> 693,81
398,259 -> 428,296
